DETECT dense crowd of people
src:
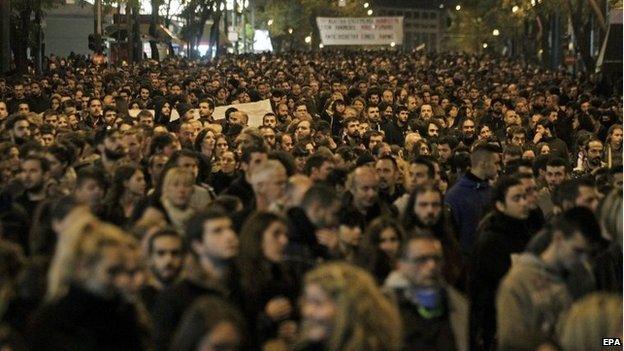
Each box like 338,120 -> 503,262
0,50 -> 621,351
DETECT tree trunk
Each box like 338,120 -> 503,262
567,0 -> 595,72
14,7 -> 32,74
126,1 -> 133,63
34,0 -> 42,74
132,0 -> 142,62
209,8 -> 222,58
149,0 -> 160,60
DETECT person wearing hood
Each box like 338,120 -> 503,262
469,176 -> 532,351
384,234 -> 469,351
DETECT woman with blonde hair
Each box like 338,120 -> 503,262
132,166 -> 196,233
297,262 -> 402,351
32,217 -> 147,350
557,293 -> 622,351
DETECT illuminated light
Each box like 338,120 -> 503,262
492,29 -> 500,36
455,5 -> 461,11
390,42 -> 396,47
531,0 -> 536,6
305,36 -> 312,43
512,5 -> 519,13
367,9 -> 373,15
439,4 -> 444,8
482,43 -> 488,48
363,2 -> 369,8
288,28 -> 293,34
267,19 -> 273,26
319,43 -> 324,48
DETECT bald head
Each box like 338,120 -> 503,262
347,166 -> 380,211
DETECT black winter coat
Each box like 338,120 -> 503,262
29,285 -> 146,351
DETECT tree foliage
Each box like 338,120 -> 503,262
256,0 -> 367,51
448,0 -> 619,70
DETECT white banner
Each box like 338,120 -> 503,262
316,17 -> 404,46
213,99 -> 273,127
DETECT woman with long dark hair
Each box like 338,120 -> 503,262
237,212 -> 299,350
194,128 -> 217,185
170,296 -> 245,351
101,165 -> 146,228
357,217 -> 405,284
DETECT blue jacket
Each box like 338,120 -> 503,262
445,173 -> 491,255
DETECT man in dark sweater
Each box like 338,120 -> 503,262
469,176 -> 532,351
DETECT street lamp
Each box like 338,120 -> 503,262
512,5 -> 519,13
267,19 -> 273,26
492,29 -> 500,36
482,43 -> 488,48
363,2 -> 369,8
455,5 -> 461,11
367,9 -> 373,15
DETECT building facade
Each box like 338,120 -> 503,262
373,0 -> 448,52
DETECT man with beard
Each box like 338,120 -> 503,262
436,136 -> 456,175
384,234 -> 469,351
532,119 -> 569,160
7,82 -> 28,114
94,128 -> 126,179
469,176 -> 532,351
383,105 -> 409,147
402,184 -> 463,289
573,137 -> 606,175
286,184 -> 342,262
4,155 -> 51,252
496,214 -> 590,350
342,117 -> 362,147
14,155 -> 50,215
375,156 -> 404,205
553,177 -> 600,213
141,228 -> 185,311
28,82 -> 49,113
78,98 -> 104,130
5,115 -> 31,146
197,98 -> 216,124
305,153 -> 335,183
460,118 -> 477,147
152,210 -> 241,351
366,105 -> 382,131
419,103 -> 434,121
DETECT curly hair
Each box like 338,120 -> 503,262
302,262 -> 402,351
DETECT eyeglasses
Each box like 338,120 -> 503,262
402,254 -> 443,266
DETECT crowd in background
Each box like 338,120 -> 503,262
0,50 -> 622,351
